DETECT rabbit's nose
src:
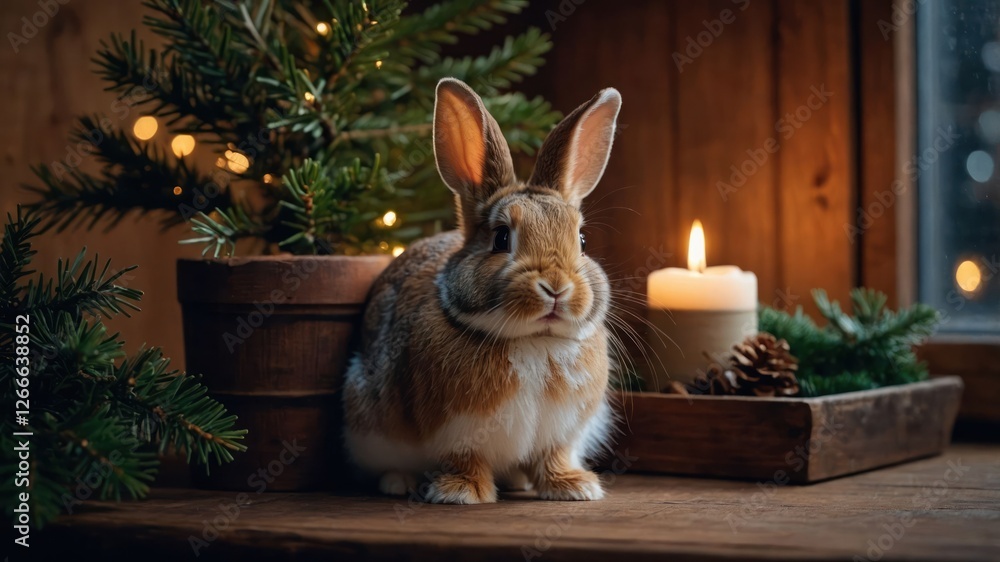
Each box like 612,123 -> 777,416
537,280 -> 572,300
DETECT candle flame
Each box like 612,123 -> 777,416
687,219 -> 707,273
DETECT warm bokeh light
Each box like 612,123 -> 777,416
392,245 -> 405,257
172,186 -> 183,195
378,241 -> 389,251
171,134 -> 196,157
304,92 -> 316,102
382,210 -> 397,227
133,116 -> 158,140
375,60 -> 383,70
263,173 -> 274,184
687,219 -> 707,273
224,150 -> 250,174
955,259 -> 983,294
315,22 -> 330,36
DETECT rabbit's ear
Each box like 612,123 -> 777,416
529,88 -> 621,207
434,78 -> 515,222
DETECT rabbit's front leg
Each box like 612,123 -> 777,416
529,446 -> 605,501
425,451 -> 498,504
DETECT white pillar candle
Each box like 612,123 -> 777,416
647,265 -> 758,312
645,220 -> 759,386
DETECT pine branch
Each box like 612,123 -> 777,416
23,251 -> 142,319
415,27 -> 552,96
377,0 -> 527,65
760,289 -> 940,397
34,314 -> 128,389
95,30 -> 261,139
57,409 -> 159,502
182,206 -> 269,258
111,348 -> 247,466
0,206 -> 39,308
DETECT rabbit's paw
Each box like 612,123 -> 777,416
425,473 -> 497,504
537,469 -> 604,501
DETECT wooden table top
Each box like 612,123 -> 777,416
40,444 -> 1000,561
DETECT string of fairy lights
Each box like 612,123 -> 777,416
130,112 -> 404,257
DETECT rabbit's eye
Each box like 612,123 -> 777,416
492,225 -> 511,253
579,231 -> 587,253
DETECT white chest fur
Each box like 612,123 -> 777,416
432,337 -> 593,469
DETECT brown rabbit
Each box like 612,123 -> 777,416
343,78 -> 622,504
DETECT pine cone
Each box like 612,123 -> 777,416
662,361 -> 732,396
664,332 -> 800,397
730,333 -> 800,396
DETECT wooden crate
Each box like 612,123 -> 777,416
613,377 -> 964,483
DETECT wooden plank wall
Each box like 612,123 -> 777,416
0,0 -> 890,370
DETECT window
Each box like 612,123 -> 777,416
918,0 -> 1000,334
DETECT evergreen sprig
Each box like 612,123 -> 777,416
0,208 -> 246,528
27,0 -> 559,256
759,288 -> 940,397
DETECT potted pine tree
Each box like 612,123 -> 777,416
27,0 -> 560,490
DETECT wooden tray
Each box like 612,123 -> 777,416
612,376 -> 964,483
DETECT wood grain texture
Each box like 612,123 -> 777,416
804,377 -> 963,481
39,444 -> 1000,561
615,377 -> 963,483
775,0 -> 855,315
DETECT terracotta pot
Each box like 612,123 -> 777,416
176,255 -> 391,491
